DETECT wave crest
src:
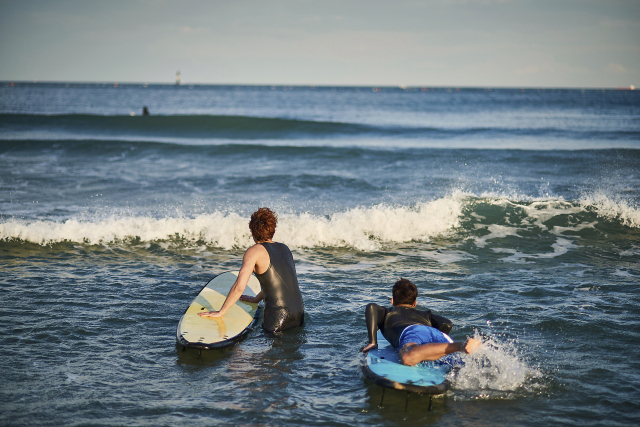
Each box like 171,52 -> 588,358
0,196 -> 464,251
579,192 -> 640,228
2,192 -> 637,252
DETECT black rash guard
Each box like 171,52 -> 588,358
365,303 -> 453,348
255,242 -> 304,333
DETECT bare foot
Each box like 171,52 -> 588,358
464,338 -> 481,354
362,343 -> 378,353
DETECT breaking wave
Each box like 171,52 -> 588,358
1,196 -> 465,251
1,192 -> 638,251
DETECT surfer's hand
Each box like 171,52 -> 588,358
463,338 -> 482,354
239,295 -> 259,303
362,343 -> 378,353
198,311 -> 223,318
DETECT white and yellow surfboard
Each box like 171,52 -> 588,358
176,271 -> 263,350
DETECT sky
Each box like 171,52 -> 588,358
0,0 -> 639,88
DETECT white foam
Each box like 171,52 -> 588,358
0,211 -> 252,250
520,200 -> 584,229
452,332 -> 542,396
477,192 -> 635,231
0,194 -> 464,251
473,224 -> 523,248
539,237 -> 577,258
491,237 -> 577,262
550,221 -> 597,236
419,249 -> 476,264
579,192 -> 640,228
491,248 -> 535,264
620,246 -> 640,257
470,194 -> 639,259
4,191 -> 637,252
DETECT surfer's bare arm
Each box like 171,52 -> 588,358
363,303 -> 386,352
199,245 -> 262,318
399,338 -> 482,366
239,290 -> 264,303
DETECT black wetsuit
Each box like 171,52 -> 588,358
365,303 -> 453,348
255,242 -> 304,333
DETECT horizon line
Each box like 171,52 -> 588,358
2,80 -> 637,91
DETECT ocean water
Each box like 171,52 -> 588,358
1,82 -> 639,426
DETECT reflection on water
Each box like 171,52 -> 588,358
175,324 -> 307,410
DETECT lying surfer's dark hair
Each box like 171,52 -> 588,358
392,278 -> 418,305
249,207 -> 278,242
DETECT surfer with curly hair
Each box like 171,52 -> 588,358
199,207 -> 304,333
363,278 -> 480,365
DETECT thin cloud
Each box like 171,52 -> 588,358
608,63 -> 628,74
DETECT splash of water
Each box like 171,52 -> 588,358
0,194 -> 465,250
579,191 -> 640,228
450,330 -> 544,399
2,191 -> 637,250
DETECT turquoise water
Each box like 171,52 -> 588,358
1,83 -> 639,426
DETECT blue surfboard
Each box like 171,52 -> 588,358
364,331 -> 452,394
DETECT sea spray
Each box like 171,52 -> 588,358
3,193 -> 639,251
579,191 -> 640,228
0,196 -> 465,250
451,330 -> 543,399
280,195 -> 464,250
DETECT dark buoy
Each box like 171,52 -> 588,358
142,106 -> 149,116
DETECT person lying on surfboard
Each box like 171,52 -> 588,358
362,278 -> 480,366
198,207 -> 305,333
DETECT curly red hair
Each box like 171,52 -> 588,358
249,207 -> 278,242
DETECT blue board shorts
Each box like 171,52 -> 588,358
398,324 -> 462,367
399,324 -> 453,348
